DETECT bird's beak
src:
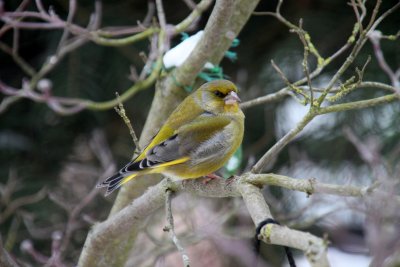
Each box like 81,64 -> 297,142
224,91 -> 241,105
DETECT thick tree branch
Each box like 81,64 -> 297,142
80,171 -> 397,266
78,179 -> 171,267
239,182 -> 329,267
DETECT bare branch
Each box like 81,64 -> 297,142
296,20 -> 314,106
318,93 -> 398,115
173,0 -> 213,34
56,0 -> 77,54
349,0 -> 365,34
114,92 -> 141,155
79,174 -> 369,266
35,0 -> 47,15
252,110 -> 315,173
155,0 -> 167,30
0,187 -> 47,224
181,0 -> 197,10
239,182 -> 329,267
0,41 -> 36,77
369,30 -> 400,92
164,190 -> 190,267
271,60 -> 309,104
240,88 -> 289,109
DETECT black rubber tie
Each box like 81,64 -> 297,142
254,218 -> 296,267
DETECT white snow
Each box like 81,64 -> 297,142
225,156 -> 240,171
163,31 -> 214,69
287,247 -> 371,267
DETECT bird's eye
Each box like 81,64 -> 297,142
214,91 -> 226,98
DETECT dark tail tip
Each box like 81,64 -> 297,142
97,173 -> 124,196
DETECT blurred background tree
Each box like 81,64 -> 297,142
0,0 -> 399,266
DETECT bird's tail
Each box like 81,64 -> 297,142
97,172 -> 138,196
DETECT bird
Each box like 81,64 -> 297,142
97,79 -> 245,196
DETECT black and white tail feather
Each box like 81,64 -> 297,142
96,134 -> 182,196
97,157 -> 161,196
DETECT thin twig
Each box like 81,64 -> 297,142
0,187 -> 47,224
369,30 -> 400,92
138,33 -> 158,80
20,240 -> 47,263
0,0 -> 213,114
164,190 -> 190,267
12,27 -> 19,55
35,0 -> 47,15
155,0 -> 167,30
0,36 -> 163,114
271,60 -> 309,104
241,16 -> 362,110
295,19 -> 314,107
365,0 -> 382,32
0,41 -> 36,76
143,1 -> 156,26
181,0 -> 197,10
350,0 -> 364,34
240,88 -> 289,109
29,1 -> 102,89
56,0 -> 77,54
251,110 -> 315,173
114,92 -> 141,155
173,0 -> 213,34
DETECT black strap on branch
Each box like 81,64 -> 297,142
254,218 -> 297,267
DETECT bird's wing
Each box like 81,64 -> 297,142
135,94 -> 204,162
128,113 -> 231,170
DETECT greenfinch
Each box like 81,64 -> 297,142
98,79 -> 245,195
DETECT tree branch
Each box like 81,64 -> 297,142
242,173 -> 387,199
239,182 -> 329,267
79,167 -> 400,266
318,93 -> 398,115
252,110 -> 315,173
164,190 -> 190,267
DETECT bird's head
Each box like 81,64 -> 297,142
195,79 -> 241,114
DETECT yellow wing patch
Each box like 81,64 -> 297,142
152,157 -> 190,168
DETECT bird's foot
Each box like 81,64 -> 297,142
202,173 -> 222,184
